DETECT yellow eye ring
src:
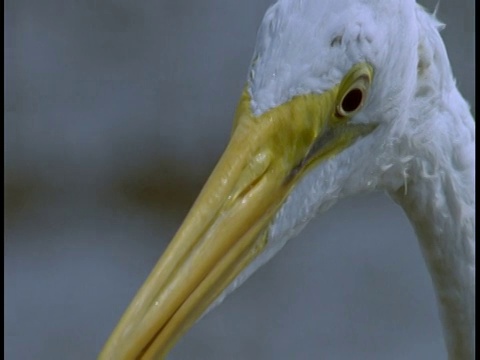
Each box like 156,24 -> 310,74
335,63 -> 373,119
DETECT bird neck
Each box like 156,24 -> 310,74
389,85 -> 475,359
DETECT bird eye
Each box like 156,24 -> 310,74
336,87 -> 364,117
334,63 -> 373,119
341,88 -> 363,112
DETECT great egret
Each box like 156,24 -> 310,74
100,0 -> 475,358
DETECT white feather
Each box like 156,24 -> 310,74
205,1 -> 475,358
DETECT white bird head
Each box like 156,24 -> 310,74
99,0 -> 473,359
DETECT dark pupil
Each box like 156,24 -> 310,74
341,88 -> 363,112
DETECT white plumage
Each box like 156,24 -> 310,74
210,0 -> 475,358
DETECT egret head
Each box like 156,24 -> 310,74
247,0 -> 420,200
100,0 -> 451,358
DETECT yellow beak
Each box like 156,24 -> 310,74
99,64 -> 375,359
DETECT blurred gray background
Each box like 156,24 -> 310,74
4,1 -> 474,359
